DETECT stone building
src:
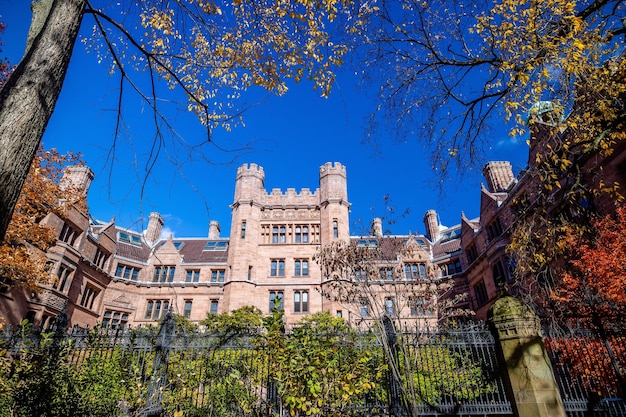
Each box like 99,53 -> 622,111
1,161 -> 466,329
3,107 -> 624,327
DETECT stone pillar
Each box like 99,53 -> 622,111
488,296 -> 566,417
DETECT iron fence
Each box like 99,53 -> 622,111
544,325 -> 626,417
4,314 -> 626,417
0,314 -> 512,417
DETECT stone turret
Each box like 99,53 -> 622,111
234,163 -> 265,204
319,162 -> 347,203
483,161 -> 515,193
423,209 -> 440,242
145,212 -> 164,246
319,162 -> 350,243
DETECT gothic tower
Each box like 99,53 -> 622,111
319,162 -> 350,244
228,163 -> 265,280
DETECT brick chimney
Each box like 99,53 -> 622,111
423,210 -> 440,242
483,161 -> 515,193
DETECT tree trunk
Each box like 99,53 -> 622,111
0,0 -> 86,241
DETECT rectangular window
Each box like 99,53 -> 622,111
379,267 -> 394,280
203,241 -> 229,251
272,225 -> 286,243
466,244 -> 478,264
269,291 -> 284,312
153,266 -> 176,283
59,223 -> 79,246
145,299 -> 171,320
102,310 -> 129,330
211,269 -> 225,282
359,298 -> 369,318
241,221 -> 246,239
385,298 -> 394,315
53,264 -> 73,293
94,248 -> 109,269
404,264 -> 419,280
294,259 -> 309,277
118,232 -> 142,246
145,300 -> 154,319
154,300 -> 162,319
186,269 -> 200,282
115,263 -> 141,281
294,291 -> 309,313
486,218 -> 504,241
492,260 -> 507,287
270,259 -> 285,277
184,300 -> 193,318
79,285 -> 99,310
248,265 -> 253,281
409,298 -> 427,316
355,269 -> 367,281
210,300 -> 218,314
295,226 -> 309,243
474,281 -> 489,307
333,220 -> 338,238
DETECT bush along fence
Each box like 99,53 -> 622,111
0,296 -> 624,417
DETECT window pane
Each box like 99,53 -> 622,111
294,292 -> 301,312
302,292 -> 308,312
145,301 -> 154,319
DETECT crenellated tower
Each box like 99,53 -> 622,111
319,162 -> 350,243
233,163 -> 265,204
228,164 -> 266,281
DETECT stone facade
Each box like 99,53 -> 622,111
2,113 -> 624,327
1,161 -> 464,329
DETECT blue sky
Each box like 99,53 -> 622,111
1,2 -> 529,238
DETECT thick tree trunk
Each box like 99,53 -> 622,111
0,0 -> 86,241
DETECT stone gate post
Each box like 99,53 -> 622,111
488,296 -> 565,417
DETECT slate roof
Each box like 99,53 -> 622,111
432,238 -> 461,259
174,238 -> 229,264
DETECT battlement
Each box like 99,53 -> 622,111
319,162 -> 346,177
266,187 -> 320,206
236,163 -> 265,180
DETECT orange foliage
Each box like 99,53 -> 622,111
553,205 -> 626,319
546,334 -> 625,396
0,146 -> 84,291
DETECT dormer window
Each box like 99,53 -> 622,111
118,231 -> 142,246
203,241 -> 228,251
